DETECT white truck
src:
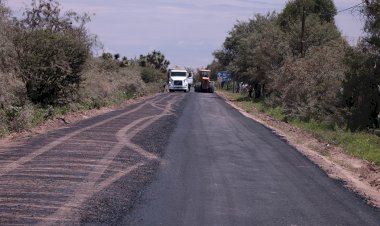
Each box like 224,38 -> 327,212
168,69 -> 190,92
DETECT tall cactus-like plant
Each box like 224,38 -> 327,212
138,50 -> 170,73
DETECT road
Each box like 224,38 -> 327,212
0,91 -> 379,225
0,94 -> 185,225
124,92 -> 380,226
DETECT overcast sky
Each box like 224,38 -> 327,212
6,0 -> 364,68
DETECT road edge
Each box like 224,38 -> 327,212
0,93 -> 162,147
217,91 -> 380,208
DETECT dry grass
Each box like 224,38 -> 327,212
0,58 -> 165,137
79,59 -> 148,109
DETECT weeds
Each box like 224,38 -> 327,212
0,62 -> 164,138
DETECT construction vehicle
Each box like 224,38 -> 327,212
195,69 -> 214,93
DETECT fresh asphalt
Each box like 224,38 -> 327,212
123,91 -> 380,226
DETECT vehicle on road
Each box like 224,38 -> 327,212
187,72 -> 193,90
168,69 -> 189,92
195,69 -> 214,93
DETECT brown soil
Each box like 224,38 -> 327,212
218,92 -> 380,208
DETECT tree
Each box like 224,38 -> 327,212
279,0 -> 337,24
214,13 -> 288,97
0,1 -> 17,73
286,14 -> 341,56
102,52 -> 113,60
362,0 -> 380,52
271,40 -> 347,123
211,1 -> 347,126
138,50 -> 170,73
343,45 -> 380,130
12,0 -> 92,105
14,30 -> 89,105
339,0 -> 380,131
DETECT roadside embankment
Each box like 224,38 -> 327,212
217,90 -> 380,207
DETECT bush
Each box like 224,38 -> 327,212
13,30 -> 89,105
7,0 -> 96,106
269,40 -> 347,126
5,105 -> 33,132
141,67 -> 166,83
0,72 -> 27,108
0,0 -> 168,136
79,59 -> 147,107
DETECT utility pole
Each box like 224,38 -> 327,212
300,1 -> 306,58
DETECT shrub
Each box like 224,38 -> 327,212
268,40 -> 347,126
9,0 -> 94,106
141,67 -> 166,83
13,30 -> 89,105
79,59 -> 147,107
343,46 -> 380,131
0,72 -> 27,108
5,105 -> 33,132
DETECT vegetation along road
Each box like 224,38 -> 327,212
0,91 -> 379,225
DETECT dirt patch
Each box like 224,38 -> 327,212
218,92 -> 380,208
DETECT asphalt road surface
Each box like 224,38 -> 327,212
0,91 -> 379,225
124,91 -> 380,226
0,94 -> 185,225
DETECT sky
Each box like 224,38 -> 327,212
6,0 -> 364,68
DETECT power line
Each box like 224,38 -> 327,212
315,2 -> 364,17
337,3 -> 364,14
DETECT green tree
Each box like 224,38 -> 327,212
139,50 -> 170,73
13,0 -> 92,105
212,1 -> 347,125
14,30 -> 89,105
271,40 -> 347,123
343,44 -> 380,131
286,14 -> 341,56
279,0 -> 337,24
340,0 -> 380,131
214,13 -> 288,97
0,1 -> 17,73
102,52 -> 113,60
362,0 -> 380,51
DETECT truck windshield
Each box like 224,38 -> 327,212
201,71 -> 209,77
171,72 -> 187,77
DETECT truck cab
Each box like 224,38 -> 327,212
168,69 -> 190,92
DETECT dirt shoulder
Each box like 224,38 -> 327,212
0,94 -> 159,148
217,91 -> 380,208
